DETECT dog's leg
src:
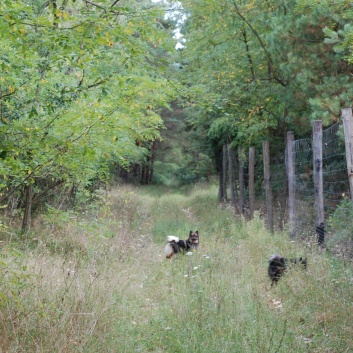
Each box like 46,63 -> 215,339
166,253 -> 174,260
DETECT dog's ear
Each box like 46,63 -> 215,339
189,230 -> 192,236
195,230 -> 199,235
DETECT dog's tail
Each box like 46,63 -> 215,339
164,243 -> 174,258
164,236 -> 179,259
167,235 -> 179,243
269,254 -> 284,262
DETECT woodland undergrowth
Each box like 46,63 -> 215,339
0,183 -> 352,352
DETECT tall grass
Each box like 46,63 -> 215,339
0,183 -> 352,352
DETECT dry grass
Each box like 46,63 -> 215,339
0,183 -> 352,352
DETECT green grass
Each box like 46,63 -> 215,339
0,183 -> 352,352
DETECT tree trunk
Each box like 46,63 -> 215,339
238,147 -> 245,214
141,165 -> 149,185
22,184 -> 33,232
218,148 -> 225,202
228,145 -> 238,211
248,146 -> 255,219
149,140 -> 157,183
222,144 -> 228,202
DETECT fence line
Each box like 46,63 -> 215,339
221,109 -> 353,252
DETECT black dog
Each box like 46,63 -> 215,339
268,254 -> 307,286
164,230 -> 199,259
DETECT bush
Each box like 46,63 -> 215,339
328,197 -> 353,256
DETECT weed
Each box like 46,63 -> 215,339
0,183 -> 352,352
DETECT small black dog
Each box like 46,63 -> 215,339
164,230 -> 199,259
268,254 -> 307,286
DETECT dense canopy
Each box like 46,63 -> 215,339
1,0 -> 353,229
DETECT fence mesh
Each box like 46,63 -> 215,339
322,123 -> 348,215
223,122 -> 350,247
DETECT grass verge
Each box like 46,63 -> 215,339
0,183 -> 352,352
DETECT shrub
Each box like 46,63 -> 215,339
328,196 -> 353,256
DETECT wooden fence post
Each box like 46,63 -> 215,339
262,141 -> 274,233
313,120 -> 325,245
249,146 -> 255,219
287,132 -> 296,237
222,144 -> 228,202
341,108 -> 353,205
238,147 -> 245,214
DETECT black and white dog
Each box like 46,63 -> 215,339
268,254 -> 307,286
164,230 -> 199,259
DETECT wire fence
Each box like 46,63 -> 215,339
223,121 -> 351,251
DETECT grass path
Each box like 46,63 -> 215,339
104,184 -> 353,353
1,184 -> 353,352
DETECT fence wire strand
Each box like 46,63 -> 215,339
224,122 -> 350,245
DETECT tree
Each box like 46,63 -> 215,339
0,0 -> 179,230
178,0 -> 353,202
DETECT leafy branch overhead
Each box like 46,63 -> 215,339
2,0 -> 353,230
180,0 -> 353,149
0,0 -> 178,209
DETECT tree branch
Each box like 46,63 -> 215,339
32,180 -> 65,204
241,28 -> 256,81
110,0 -> 121,8
232,1 -> 287,86
84,0 -> 106,11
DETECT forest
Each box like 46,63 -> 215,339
2,0 -> 353,230
1,0 -> 353,352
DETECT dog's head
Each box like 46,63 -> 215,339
188,230 -> 199,245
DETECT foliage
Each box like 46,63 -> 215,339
153,102 -> 215,186
0,247 -> 33,322
178,0 -> 353,158
0,0 -> 179,227
328,196 -> 353,255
